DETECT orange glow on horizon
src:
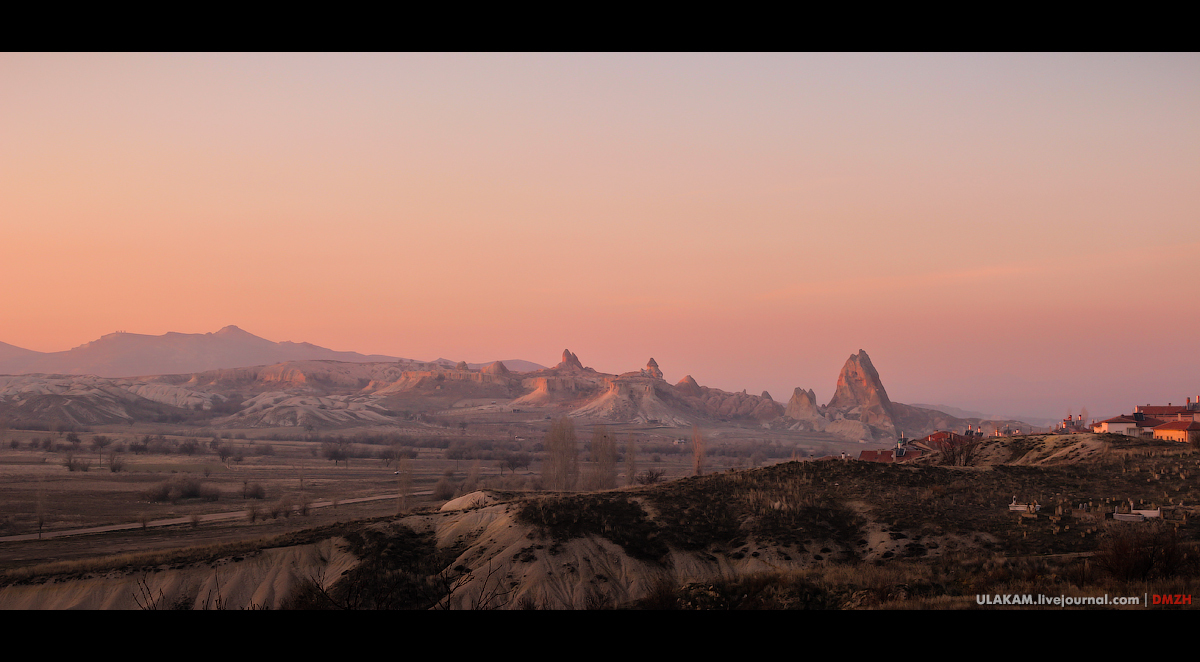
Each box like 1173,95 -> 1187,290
2,53 -> 1198,420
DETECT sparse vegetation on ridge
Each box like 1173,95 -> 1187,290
2,429 -> 1198,609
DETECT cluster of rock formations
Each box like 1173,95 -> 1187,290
780,350 -> 901,441
0,338 -> 1027,442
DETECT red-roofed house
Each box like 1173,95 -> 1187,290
1153,420 -> 1200,444
1135,398 -> 1199,422
858,446 -> 926,463
1093,412 -> 1165,437
910,430 -> 973,451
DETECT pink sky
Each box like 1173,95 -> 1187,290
2,53 -> 1197,421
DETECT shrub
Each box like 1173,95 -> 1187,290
432,476 -> 457,500
144,477 -> 218,503
62,453 -> 89,472
636,469 -> 666,485
517,493 -> 669,562
1094,522 -> 1194,582
275,497 -> 294,518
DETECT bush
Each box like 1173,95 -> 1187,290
1094,523 -> 1195,582
432,476 -> 457,500
62,453 -> 89,472
198,484 -> 221,502
636,469 -> 666,485
144,477 -> 218,503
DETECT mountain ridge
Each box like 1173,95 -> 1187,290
0,327 -> 546,379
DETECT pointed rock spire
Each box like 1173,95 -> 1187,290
674,374 -> 702,397
826,350 -> 896,431
785,387 -> 822,420
558,349 -> 584,370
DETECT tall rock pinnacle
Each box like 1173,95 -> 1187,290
826,350 -> 896,430
558,349 -> 584,371
785,387 -> 822,420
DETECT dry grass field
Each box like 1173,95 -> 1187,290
0,421 -> 825,574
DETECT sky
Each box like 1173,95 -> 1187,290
2,52 -> 1198,421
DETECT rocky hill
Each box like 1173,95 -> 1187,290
777,350 -> 1033,443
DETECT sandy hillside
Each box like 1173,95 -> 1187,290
0,538 -> 357,610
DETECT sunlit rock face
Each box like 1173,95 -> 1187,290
826,350 -> 897,435
674,374 -> 702,397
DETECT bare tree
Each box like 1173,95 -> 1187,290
501,451 -> 531,475
936,438 -> 981,466
625,434 -> 638,486
396,456 -> 412,515
583,425 -> 618,490
543,418 -> 579,491
692,426 -> 706,477
36,478 -> 46,539
322,440 -> 350,467
463,460 -> 481,494
91,435 -> 111,468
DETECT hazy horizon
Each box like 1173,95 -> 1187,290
3,53 -> 1197,421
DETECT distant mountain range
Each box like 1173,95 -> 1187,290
0,336 -> 1036,444
0,328 -> 1037,440
0,326 -> 544,378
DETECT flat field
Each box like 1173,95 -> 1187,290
0,421 -> 830,571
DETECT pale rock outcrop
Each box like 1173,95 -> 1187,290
644,358 -> 663,380
750,397 -> 785,420
481,361 -> 510,376
785,387 -> 822,420
558,349 -> 584,371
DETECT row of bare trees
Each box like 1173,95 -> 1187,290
542,419 -> 708,491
